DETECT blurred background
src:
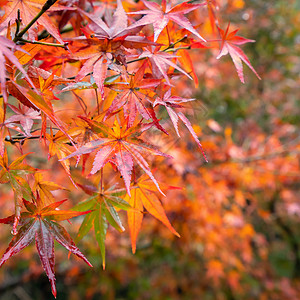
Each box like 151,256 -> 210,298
0,0 -> 299,299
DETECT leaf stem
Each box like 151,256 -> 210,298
164,35 -> 188,51
72,92 -> 87,115
19,38 -> 68,49
165,46 -> 191,52
126,56 -> 147,64
100,168 -> 104,193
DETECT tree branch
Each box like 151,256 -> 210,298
13,0 -> 59,43
19,38 -> 68,49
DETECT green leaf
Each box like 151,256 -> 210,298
76,211 -> 96,242
106,195 -> 133,211
104,199 -> 125,232
94,204 -> 107,269
72,196 -> 96,212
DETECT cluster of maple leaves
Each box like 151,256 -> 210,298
0,0 -> 260,297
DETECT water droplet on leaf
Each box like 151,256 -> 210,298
11,229 -> 18,235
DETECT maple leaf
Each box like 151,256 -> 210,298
64,114 -> 111,173
124,174 -> 180,253
6,79 -> 75,146
0,198 -> 92,298
0,0 -> 63,43
46,127 -> 81,183
56,0 -> 86,33
72,0 -> 155,98
5,103 -> 41,136
70,38 -> 119,99
216,23 -> 261,83
0,150 -> 36,232
128,0 -> 206,42
0,150 -> 35,196
176,49 -> 199,87
73,182 -> 132,269
206,0 -> 220,32
0,36 -> 34,102
154,89 -> 207,161
34,45 -> 71,70
27,66 -> 75,91
139,46 -> 193,85
33,173 -> 68,207
79,0 -> 138,40
14,43 -> 42,65
154,24 -> 207,86
62,118 -> 170,196
25,66 -> 74,104
105,61 -> 162,128
156,22 -> 207,50
71,114 -> 107,146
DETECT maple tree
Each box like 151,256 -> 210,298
0,0 -> 269,297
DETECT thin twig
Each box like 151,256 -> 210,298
19,38 -> 68,49
165,46 -> 191,52
127,56 -> 147,64
164,35 -> 188,51
100,168 -> 104,193
72,92 -> 87,115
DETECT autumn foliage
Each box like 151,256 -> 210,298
2,0 -> 296,298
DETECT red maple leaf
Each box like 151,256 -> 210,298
72,0 -> 155,98
6,79 -> 75,146
154,89 -> 207,161
0,36 -> 34,102
139,46 -> 193,85
105,61 -> 162,128
0,197 -> 92,298
63,118 -> 171,196
0,0 -> 63,43
216,23 -> 261,83
5,103 -> 41,136
128,0 -> 206,42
